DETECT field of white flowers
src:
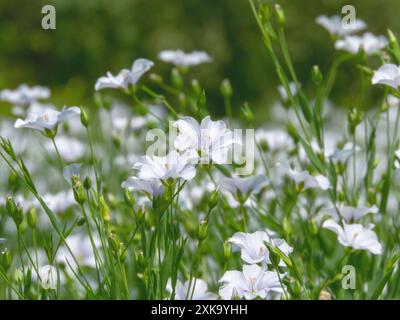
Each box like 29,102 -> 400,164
1,1 -> 400,300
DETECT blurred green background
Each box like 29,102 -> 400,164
0,0 -> 399,119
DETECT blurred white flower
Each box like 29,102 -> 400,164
158,50 -> 212,67
228,231 -> 293,265
95,58 -> 154,91
287,169 -> 331,191
37,265 -> 58,290
335,33 -> 387,55
173,116 -> 241,164
372,64 -> 400,89
277,82 -> 298,102
323,219 -> 382,255
324,205 -> 378,222
219,175 -> 268,201
166,278 -> 217,300
45,136 -> 85,162
57,233 -> 99,269
122,177 -> 164,198
255,129 -> 293,151
0,238 -> 6,244
330,143 -> 360,165
219,264 -> 284,300
0,84 -> 50,106
43,190 -> 76,213
14,106 -> 81,132
133,150 -> 197,181
316,15 -> 366,37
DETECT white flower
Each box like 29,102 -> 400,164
219,264 -> 284,300
228,231 -> 293,266
44,136 -> 85,162
372,64 -> 400,89
335,33 -> 388,55
158,50 -> 212,67
324,205 -> 378,222
316,15 -> 366,37
219,175 -> 268,201
0,238 -> 6,244
121,177 -> 164,198
255,129 -> 293,151
277,82 -> 298,102
133,150 -> 197,181
173,116 -> 241,164
95,58 -> 154,91
166,278 -> 217,300
287,169 -> 331,191
0,84 -> 50,106
14,106 -> 81,132
43,190 -> 76,213
330,143 -> 360,165
57,234 -> 99,269
37,265 -> 58,290
323,219 -> 382,255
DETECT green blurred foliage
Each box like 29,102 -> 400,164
0,0 -> 399,118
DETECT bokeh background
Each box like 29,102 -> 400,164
1,0 -> 399,119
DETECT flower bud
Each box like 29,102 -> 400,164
27,207 -> 37,229
100,195 -> 110,224
1,250 -> 12,271
80,108 -> 90,128
197,219 -> 208,242
149,73 -> 163,84
191,79 -> 202,97
6,196 -> 16,217
72,176 -> 86,205
223,241 -> 232,260
124,188 -> 135,207
77,217 -> 86,226
171,68 -> 183,88
311,65 -> 323,85
220,79 -> 233,98
274,4 -> 285,26
83,176 -> 92,190
112,132 -> 121,149
208,190 -> 220,210
241,102 -> 254,124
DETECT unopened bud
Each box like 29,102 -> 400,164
220,79 -> 233,98
223,241 -> 232,260
171,68 -> 183,88
100,195 -> 110,224
83,176 -> 92,190
209,190 -> 220,210
311,65 -> 323,85
197,220 -> 208,242
0,250 -> 12,271
80,108 -> 90,128
27,207 -> 37,229
274,4 -> 285,26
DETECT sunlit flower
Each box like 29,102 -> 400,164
316,15 -> 366,37
323,219 -> 382,254
95,58 -> 154,91
219,264 -> 284,300
372,64 -> 400,89
173,116 -> 241,164
335,33 -> 387,55
133,150 -> 197,181
14,106 -> 81,132
324,205 -> 378,222
0,84 -> 50,106
228,231 -> 293,265
158,50 -> 212,67
219,175 -> 268,202
167,278 -> 217,300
